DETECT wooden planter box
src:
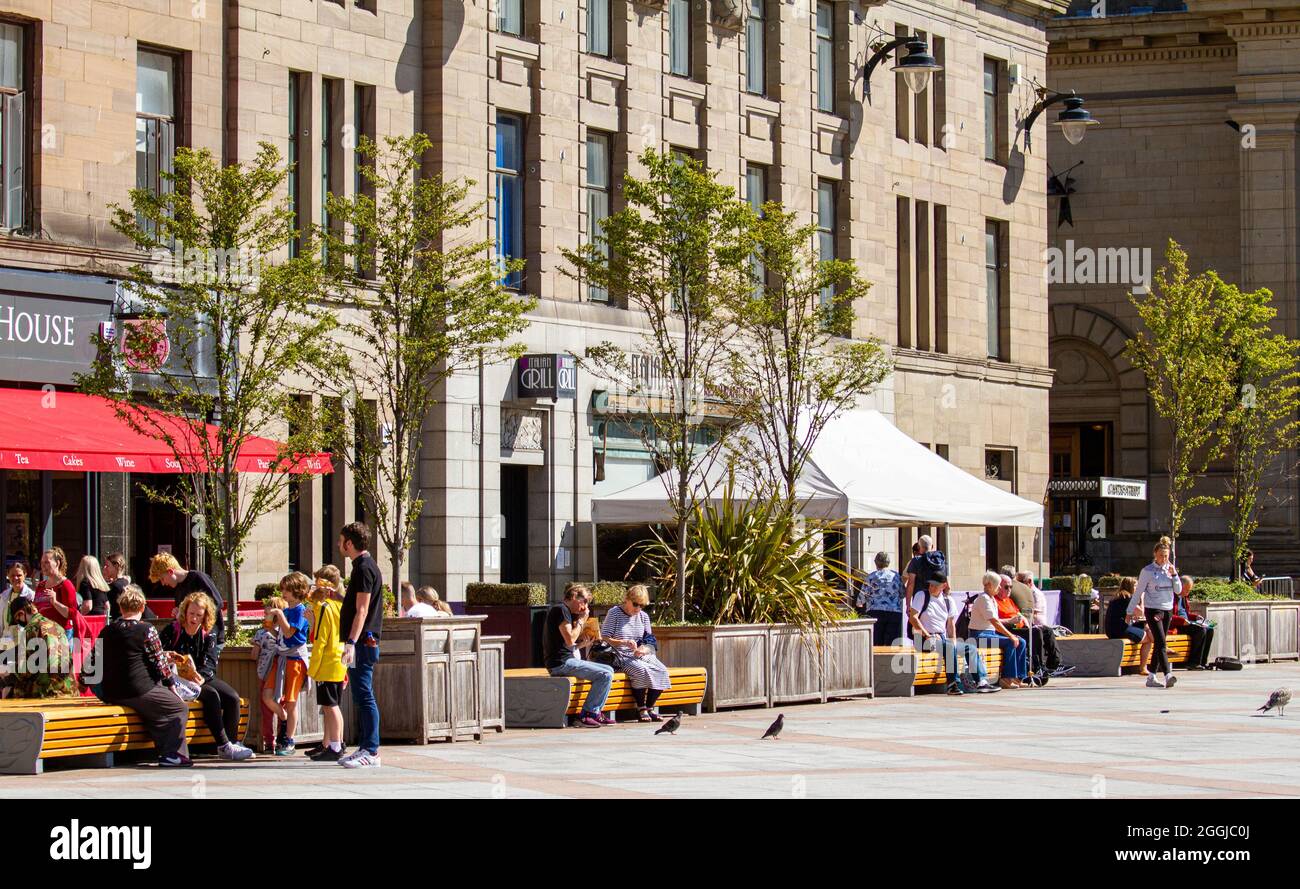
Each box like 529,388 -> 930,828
653,618 -> 874,712
217,648 -> 324,745
339,615 -> 493,743
1193,599 -> 1300,663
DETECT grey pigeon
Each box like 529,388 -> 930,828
761,714 -> 784,740
654,713 -> 681,735
1258,688 -> 1292,716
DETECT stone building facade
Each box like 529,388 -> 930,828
0,0 -> 1061,600
1046,0 -> 1300,578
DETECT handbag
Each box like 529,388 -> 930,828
1212,656 -> 1244,671
588,641 -> 619,667
173,676 -> 202,701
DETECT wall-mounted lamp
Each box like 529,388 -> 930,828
863,37 -> 942,101
1023,91 -> 1098,152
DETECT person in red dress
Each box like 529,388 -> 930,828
32,546 -> 94,693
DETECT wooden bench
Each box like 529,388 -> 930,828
872,645 -> 1005,697
0,697 -> 249,775
1056,633 -> 1190,677
504,667 -> 708,728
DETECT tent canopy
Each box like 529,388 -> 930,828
590,409 -> 1042,528
0,388 -> 331,474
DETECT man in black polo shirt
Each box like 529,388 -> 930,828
149,552 -> 226,647
337,521 -> 384,769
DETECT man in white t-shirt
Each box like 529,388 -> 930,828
908,574 -> 998,695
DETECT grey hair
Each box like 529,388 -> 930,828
1180,575 -> 1193,586
981,570 -> 1001,587
874,551 -> 890,569
917,534 -> 934,550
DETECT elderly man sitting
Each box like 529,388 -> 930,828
908,574 -> 999,695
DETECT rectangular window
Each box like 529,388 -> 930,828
496,113 -> 525,289
746,0 -> 765,95
500,0 -> 524,36
0,23 -> 26,232
588,0 -> 610,56
915,199 -> 930,351
934,204 -> 948,353
354,402 -> 371,525
931,37 -> 947,149
669,0 -> 691,78
321,78 -> 342,261
815,2 -> 835,113
983,57 -> 1004,163
746,163 -> 766,287
320,398 -> 340,567
986,219 -> 1007,360
896,196 -> 911,349
354,83 -> 376,277
912,31 -> 930,145
586,131 -> 611,302
287,72 -> 307,258
136,49 -> 178,237
816,179 -> 836,307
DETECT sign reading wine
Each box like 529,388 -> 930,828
515,354 -> 577,400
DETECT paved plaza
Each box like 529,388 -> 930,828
4,664 -> 1298,799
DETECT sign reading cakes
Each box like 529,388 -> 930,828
516,354 -> 577,400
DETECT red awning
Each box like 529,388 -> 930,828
0,388 -> 332,474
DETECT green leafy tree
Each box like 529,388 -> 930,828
562,149 -> 754,619
726,202 -> 891,506
323,134 -> 535,589
1221,295 -> 1300,575
1124,240 -> 1252,555
78,144 -> 338,632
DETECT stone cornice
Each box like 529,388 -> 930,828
977,0 -> 1073,24
1049,43 -> 1235,65
891,348 -> 1056,388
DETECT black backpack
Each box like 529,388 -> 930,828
955,593 -> 976,640
1212,656 -> 1244,671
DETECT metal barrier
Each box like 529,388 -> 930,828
1259,576 -> 1295,599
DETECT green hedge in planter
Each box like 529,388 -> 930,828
465,582 -> 548,606
1191,579 -> 1278,602
1096,573 -> 1122,590
1050,574 -> 1094,596
254,583 -> 278,601
590,580 -> 656,606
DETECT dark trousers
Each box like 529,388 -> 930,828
197,677 -> 241,747
1180,623 -> 1215,668
1013,626 -> 1061,673
113,685 -> 189,759
868,610 -> 904,646
348,643 -> 381,754
1145,608 -> 1172,675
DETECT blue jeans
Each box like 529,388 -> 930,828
923,635 -> 987,685
348,643 -> 381,754
974,629 -> 1028,680
550,657 -> 615,716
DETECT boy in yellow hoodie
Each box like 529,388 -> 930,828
306,565 -> 348,761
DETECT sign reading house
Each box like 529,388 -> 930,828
0,269 -> 118,385
516,354 -> 577,400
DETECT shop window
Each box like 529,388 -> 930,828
136,48 -> 180,239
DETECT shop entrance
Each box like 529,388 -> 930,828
1,469 -> 90,572
500,465 -> 530,584
131,475 -> 193,596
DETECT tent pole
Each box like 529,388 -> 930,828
845,518 -> 854,609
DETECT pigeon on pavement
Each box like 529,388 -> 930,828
1258,688 -> 1292,716
654,713 -> 682,735
761,714 -> 784,740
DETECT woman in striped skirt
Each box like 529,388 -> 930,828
600,584 -> 672,722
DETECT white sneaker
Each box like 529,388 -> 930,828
336,749 -> 362,765
219,743 -> 255,762
339,750 -> 380,769
1145,675 -> 1165,688
1164,674 -> 1178,688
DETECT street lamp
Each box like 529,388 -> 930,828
1024,91 -> 1099,152
863,37 -> 942,101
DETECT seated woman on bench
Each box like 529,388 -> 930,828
601,584 -> 672,722
0,599 -> 79,699
1104,576 -> 1153,676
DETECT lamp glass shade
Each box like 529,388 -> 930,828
1059,119 -> 1089,145
901,68 -> 932,96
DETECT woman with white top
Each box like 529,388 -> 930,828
969,570 -> 1029,689
1130,536 -> 1179,689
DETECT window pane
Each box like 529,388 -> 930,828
746,166 -> 765,212
0,23 -> 21,91
986,226 -> 999,358
983,58 -> 998,161
137,50 -> 174,117
497,114 -> 524,288
587,133 -> 608,188
746,1 -> 764,94
816,4 -> 834,113
670,0 -> 690,77
818,181 -> 835,305
496,114 -> 522,172
500,0 -> 523,35
589,0 -> 610,55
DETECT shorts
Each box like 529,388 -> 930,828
261,658 -> 308,702
316,680 -> 344,708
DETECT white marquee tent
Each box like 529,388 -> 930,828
590,409 -> 1044,529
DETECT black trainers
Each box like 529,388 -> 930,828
310,746 -> 346,762
945,681 -> 965,696
158,753 -> 193,768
